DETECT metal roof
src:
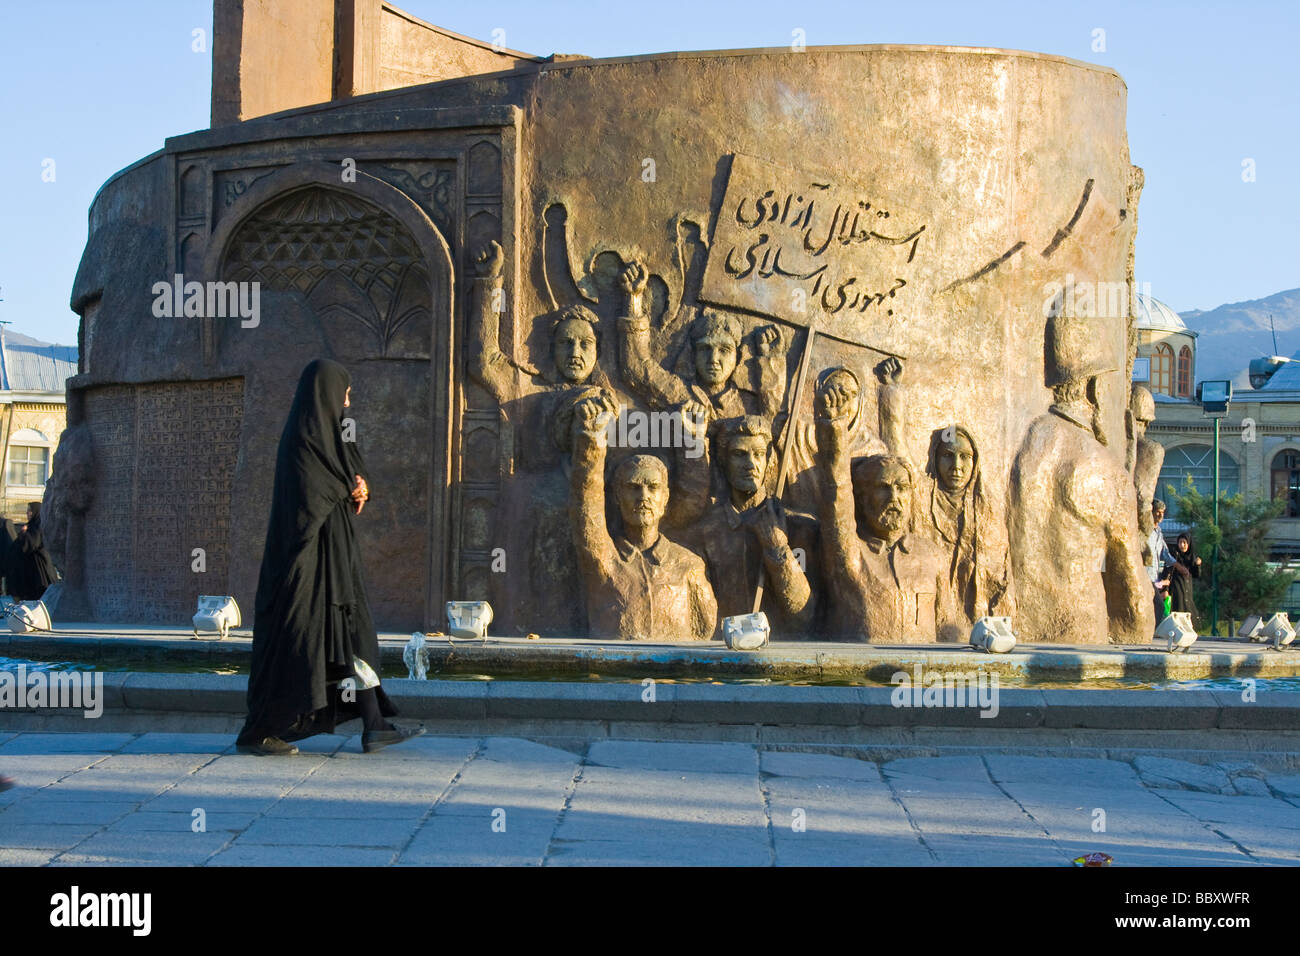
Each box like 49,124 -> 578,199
1135,293 -> 1195,336
0,331 -> 77,393
1260,351 -> 1300,391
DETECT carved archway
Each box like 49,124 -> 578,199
204,165 -> 456,628
219,187 -> 430,359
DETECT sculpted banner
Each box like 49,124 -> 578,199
701,153 -> 924,349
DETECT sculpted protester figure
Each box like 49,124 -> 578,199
467,239 -> 613,634
569,392 -> 717,641
551,385 -> 713,532
678,415 -> 818,634
782,359 -> 905,518
469,239 -> 614,464
924,425 -> 1015,642
1009,312 -> 1153,643
1126,385 -> 1164,563
616,261 -> 787,423
815,375 -> 943,643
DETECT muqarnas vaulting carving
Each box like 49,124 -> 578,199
223,188 -> 431,358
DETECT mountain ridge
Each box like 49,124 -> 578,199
1175,287 -> 1300,389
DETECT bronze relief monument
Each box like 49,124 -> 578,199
60,0 -> 1153,645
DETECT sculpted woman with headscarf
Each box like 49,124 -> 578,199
925,425 -> 1015,642
236,359 -> 424,755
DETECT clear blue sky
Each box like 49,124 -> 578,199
1,0 -> 1296,346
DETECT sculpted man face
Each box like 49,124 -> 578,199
722,417 -> 772,500
1129,385 -> 1155,439
936,428 -> 976,494
553,310 -> 598,383
856,455 -> 913,542
613,454 -> 670,534
692,312 -> 740,390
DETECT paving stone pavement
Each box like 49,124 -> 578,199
0,732 -> 1297,866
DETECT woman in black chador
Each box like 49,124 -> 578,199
1166,532 -> 1202,616
236,359 -> 424,756
10,502 -> 58,601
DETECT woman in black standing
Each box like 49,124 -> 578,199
235,359 -> 424,756
1166,532 -> 1202,616
0,516 -> 19,597
10,503 -> 58,601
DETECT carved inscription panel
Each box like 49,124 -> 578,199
82,379 -> 243,622
701,153 -> 926,347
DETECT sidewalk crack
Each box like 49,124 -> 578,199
541,741 -> 590,867
1145,784 -> 1259,862
881,766 -> 939,863
758,772 -> 777,867
390,737 -> 484,865
980,754 -> 1067,861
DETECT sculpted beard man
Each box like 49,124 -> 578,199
569,392 -> 717,641
815,374 -> 943,643
1009,310 -> 1153,643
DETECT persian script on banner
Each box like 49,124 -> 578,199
700,153 -> 927,347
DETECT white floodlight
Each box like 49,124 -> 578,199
7,600 -> 51,634
1261,612 -> 1296,650
192,595 -> 241,640
969,616 -> 1017,654
722,612 -> 770,650
446,601 -> 492,639
1156,612 -> 1197,653
1238,615 -> 1266,642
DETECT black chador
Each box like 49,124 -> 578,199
10,508 -> 57,601
236,359 -> 403,753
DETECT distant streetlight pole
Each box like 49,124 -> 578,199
1197,380 -> 1232,635
1213,417 -> 1220,634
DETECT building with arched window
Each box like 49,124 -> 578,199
1177,344 -> 1193,396
1133,294 -> 1197,398
1144,297 -> 1300,558
0,330 -> 77,522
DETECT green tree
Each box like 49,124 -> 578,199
1163,477 -> 1295,628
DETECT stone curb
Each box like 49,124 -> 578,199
8,672 -> 1298,731
8,631 -> 1300,682
120,673 -> 248,713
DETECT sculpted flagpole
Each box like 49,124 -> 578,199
752,325 -> 818,615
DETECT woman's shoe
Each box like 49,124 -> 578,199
235,736 -> 299,756
362,725 -> 426,754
